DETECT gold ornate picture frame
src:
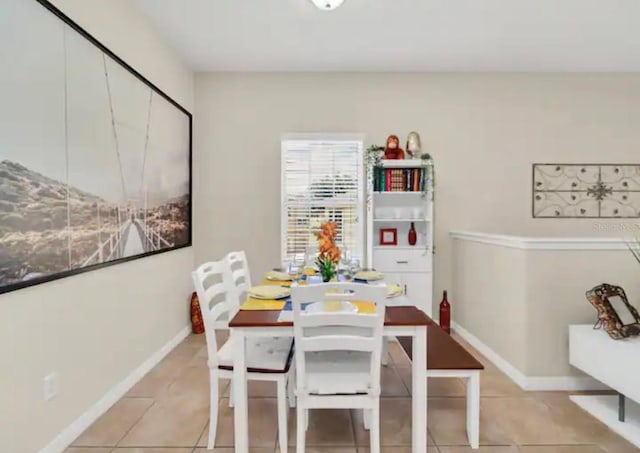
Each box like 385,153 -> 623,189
585,283 -> 640,340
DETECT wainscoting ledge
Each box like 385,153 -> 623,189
449,231 -> 629,251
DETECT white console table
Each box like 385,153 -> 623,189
569,324 -> 640,447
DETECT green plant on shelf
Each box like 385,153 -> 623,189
421,159 -> 434,200
366,144 -> 384,169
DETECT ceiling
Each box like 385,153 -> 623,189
134,0 -> 640,72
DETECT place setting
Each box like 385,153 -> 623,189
240,263 -> 407,320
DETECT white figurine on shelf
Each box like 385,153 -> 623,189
406,131 -> 422,159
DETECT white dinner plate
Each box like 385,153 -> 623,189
386,283 -> 403,298
354,270 -> 385,281
248,285 -> 291,300
265,270 -> 293,281
305,301 -> 358,314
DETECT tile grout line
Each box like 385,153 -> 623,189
111,398 -> 158,449
193,409 -> 210,452
389,361 -> 413,397
70,397 -> 157,449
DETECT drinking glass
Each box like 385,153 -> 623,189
288,260 -> 303,285
304,246 -> 317,268
350,258 -> 361,278
339,248 -> 353,281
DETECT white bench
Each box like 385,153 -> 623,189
399,326 -> 484,449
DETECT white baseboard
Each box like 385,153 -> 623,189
452,322 -> 607,392
39,325 -> 191,453
452,321 -> 528,389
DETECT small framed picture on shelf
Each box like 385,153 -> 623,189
379,228 -> 397,246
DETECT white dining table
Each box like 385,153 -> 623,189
228,295 -> 430,453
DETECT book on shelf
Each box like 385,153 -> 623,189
373,167 -> 426,192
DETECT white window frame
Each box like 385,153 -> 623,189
280,133 -> 365,266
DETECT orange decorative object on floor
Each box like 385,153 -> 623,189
190,291 -> 205,334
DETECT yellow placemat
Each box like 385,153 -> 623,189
303,267 -> 317,276
352,301 -> 376,314
241,298 -> 374,313
241,297 -> 287,311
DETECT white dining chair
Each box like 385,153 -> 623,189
225,250 -> 297,410
192,259 -> 294,452
227,250 -> 252,297
291,282 -> 387,453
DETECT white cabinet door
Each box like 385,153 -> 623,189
403,272 -> 433,317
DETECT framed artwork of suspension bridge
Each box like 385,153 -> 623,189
0,0 -> 192,294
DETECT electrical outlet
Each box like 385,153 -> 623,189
43,373 -> 58,401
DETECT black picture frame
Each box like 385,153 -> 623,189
0,0 -> 193,295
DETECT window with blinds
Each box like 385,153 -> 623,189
281,136 -> 364,264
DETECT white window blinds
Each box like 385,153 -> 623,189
281,137 -> 364,264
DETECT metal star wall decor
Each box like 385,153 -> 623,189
532,164 -> 640,218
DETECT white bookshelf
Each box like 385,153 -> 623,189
366,159 -> 434,316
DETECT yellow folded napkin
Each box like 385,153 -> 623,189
241,297 -> 287,311
303,267 -> 317,276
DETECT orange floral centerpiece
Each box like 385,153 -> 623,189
314,221 -> 341,282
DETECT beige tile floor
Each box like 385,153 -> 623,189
67,332 -> 639,453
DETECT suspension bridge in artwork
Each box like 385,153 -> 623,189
80,53 -> 173,268
15,36 -> 178,283
81,202 -> 174,267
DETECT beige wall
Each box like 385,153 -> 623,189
451,239 -> 529,373
526,249 -> 640,377
194,73 -> 640,303
452,236 -> 639,379
0,1 -> 194,452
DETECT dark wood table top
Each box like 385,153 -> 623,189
229,305 -> 433,328
398,327 -> 484,371
229,305 -> 482,371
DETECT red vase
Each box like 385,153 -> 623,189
439,290 -> 451,334
408,222 -> 417,246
